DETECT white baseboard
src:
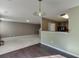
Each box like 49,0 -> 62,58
41,42 -> 79,58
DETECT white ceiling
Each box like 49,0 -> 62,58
0,0 -> 79,24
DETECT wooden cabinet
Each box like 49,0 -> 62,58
42,17 -> 69,32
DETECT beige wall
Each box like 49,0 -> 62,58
41,6 -> 79,57
66,5 -> 79,56
0,21 -> 40,38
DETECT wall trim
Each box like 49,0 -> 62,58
41,42 -> 79,58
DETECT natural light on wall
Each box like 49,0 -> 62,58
0,18 -> 13,21
0,18 -> 6,21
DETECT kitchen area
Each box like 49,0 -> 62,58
41,17 -> 69,54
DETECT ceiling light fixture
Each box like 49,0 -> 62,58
26,20 -> 30,23
60,13 -> 69,19
33,0 -> 45,16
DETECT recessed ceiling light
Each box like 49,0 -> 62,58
60,13 -> 69,19
26,20 -> 30,23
